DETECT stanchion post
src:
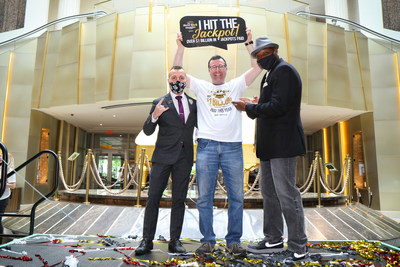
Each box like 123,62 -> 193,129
347,154 -> 353,205
356,188 -> 360,203
83,149 -> 91,204
135,148 -> 146,207
316,151 -> 323,208
313,158 -> 317,193
53,151 -> 62,201
368,186 -> 372,207
124,160 -> 128,188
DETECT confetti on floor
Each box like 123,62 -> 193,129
0,234 -> 399,266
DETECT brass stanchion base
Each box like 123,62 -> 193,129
83,202 -> 90,204
346,197 -> 354,206
316,205 -> 324,208
134,205 -> 142,207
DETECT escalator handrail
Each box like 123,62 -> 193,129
0,149 -> 59,236
0,143 -> 9,197
296,11 -> 400,46
0,11 -> 107,47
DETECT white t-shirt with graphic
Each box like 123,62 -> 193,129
188,74 -> 247,142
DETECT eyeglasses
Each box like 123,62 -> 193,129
209,65 -> 226,70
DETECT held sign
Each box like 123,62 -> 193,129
180,16 -> 247,50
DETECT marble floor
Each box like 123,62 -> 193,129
378,210 -> 400,223
2,200 -> 400,266
3,201 -> 400,244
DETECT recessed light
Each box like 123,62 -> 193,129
100,123 -> 103,126
113,115 -> 116,118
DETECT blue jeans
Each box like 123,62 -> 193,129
260,158 -> 308,254
196,139 -> 244,247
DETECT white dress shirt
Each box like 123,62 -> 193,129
151,91 -> 190,123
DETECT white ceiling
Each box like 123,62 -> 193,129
103,0 -> 325,15
39,101 -> 367,135
38,101 -> 153,134
300,105 -> 366,134
38,1 -> 364,136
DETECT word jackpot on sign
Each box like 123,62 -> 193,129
180,16 -> 247,50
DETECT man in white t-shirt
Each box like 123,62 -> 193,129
174,28 -> 262,256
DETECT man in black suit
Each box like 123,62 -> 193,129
135,66 -> 197,255
232,36 -> 308,261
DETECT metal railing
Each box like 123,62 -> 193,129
296,11 -> 400,46
0,143 -> 9,197
0,144 -> 59,238
0,11 -> 107,47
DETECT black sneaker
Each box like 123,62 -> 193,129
247,240 -> 284,254
195,243 -> 214,254
273,249 -> 309,262
226,243 -> 246,257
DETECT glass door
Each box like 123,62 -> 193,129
111,154 -> 123,185
98,154 -> 109,183
91,133 -> 137,189
95,150 -> 124,187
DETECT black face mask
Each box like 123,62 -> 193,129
169,81 -> 186,94
257,53 -> 277,70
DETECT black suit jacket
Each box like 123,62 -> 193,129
143,92 -> 197,165
245,58 -> 306,160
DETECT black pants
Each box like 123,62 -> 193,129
0,197 -> 10,244
142,151 -> 192,241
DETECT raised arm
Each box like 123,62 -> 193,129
173,32 -> 191,87
243,28 -> 262,87
173,32 -> 185,67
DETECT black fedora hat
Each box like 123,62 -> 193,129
251,36 -> 279,58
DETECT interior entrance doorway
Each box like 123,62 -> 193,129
95,150 -> 125,186
91,133 -> 137,189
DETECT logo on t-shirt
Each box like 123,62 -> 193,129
207,89 -> 232,116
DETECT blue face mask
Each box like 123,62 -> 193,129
169,81 -> 186,94
257,53 -> 277,70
